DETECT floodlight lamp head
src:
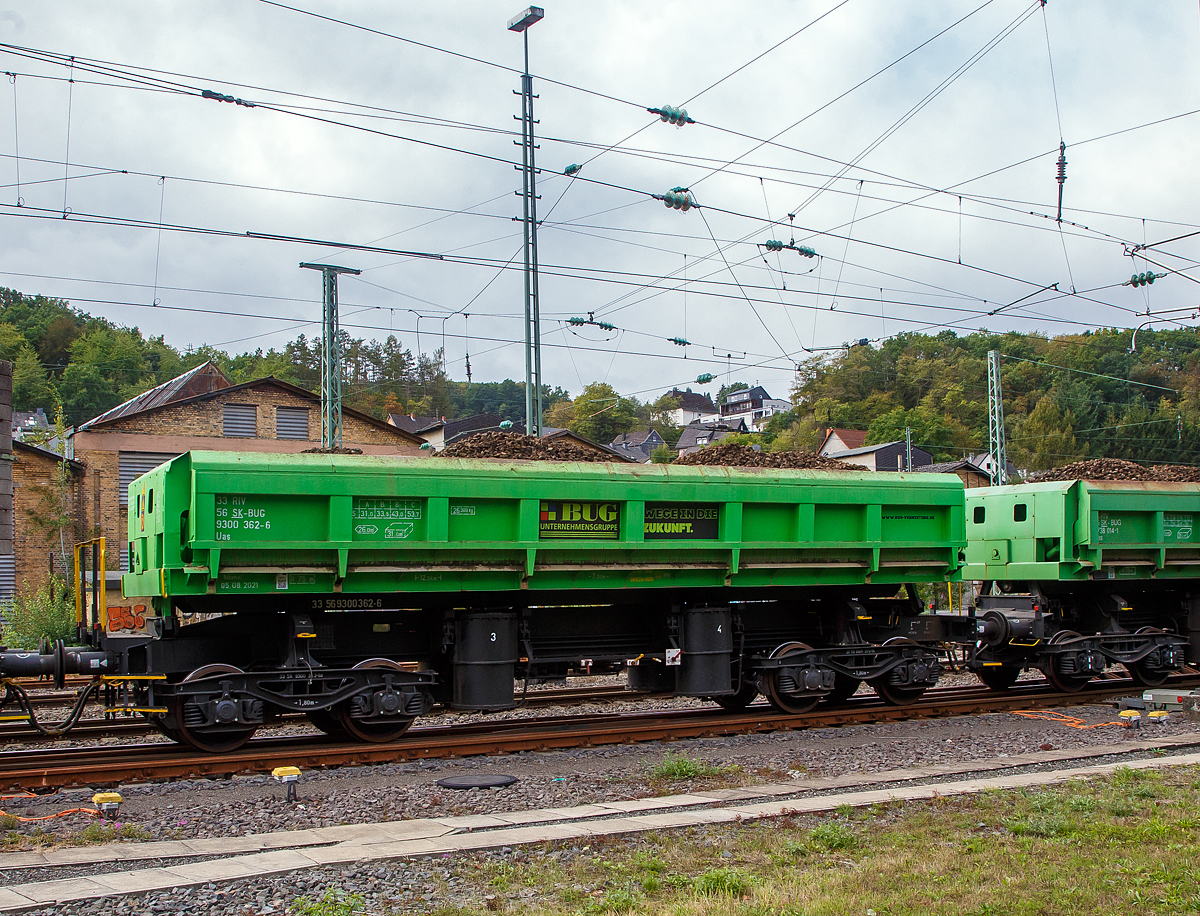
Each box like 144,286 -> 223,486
508,6 -> 544,31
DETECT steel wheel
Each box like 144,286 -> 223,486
869,638 -> 928,706
174,664 -> 257,753
1127,628 -> 1172,687
1044,630 -> 1092,693
763,642 -> 821,715
336,658 -> 416,743
976,665 -> 1021,691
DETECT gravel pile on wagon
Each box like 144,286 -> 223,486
1028,457 -> 1200,483
674,442 -> 856,470
436,431 -> 614,462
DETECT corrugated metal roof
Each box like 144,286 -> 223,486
388,414 -> 444,434
78,361 -> 230,431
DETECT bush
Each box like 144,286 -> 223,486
1,577 -> 75,649
650,444 -> 675,464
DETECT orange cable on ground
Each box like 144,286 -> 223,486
0,793 -> 101,822
0,807 -> 100,822
1011,710 -> 1121,729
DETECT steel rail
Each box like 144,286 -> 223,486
0,684 -> 655,745
3,676 -> 1192,790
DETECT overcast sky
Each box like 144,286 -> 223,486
0,1 -> 1197,403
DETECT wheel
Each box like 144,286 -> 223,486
976,665 -> 1021,691
823,673 -> 862,705
869,638 -> 929,706
711,676 -> 759,711
1124,629 -> 1172,687
1043,631 -> 1092,693
174,664 -> 258,753
306,709 -> 348,736
336,658 -> 416,744
763,642 -> 821,715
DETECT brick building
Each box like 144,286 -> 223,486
11,440 -> 86,586
68,361 -> 424,570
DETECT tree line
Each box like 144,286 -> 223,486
6,286 -> 1200,470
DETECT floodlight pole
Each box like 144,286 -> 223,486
300,262 -> 361,449
987,349 -> 1008,486
510,6 -> 544,435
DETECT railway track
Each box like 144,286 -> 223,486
4,675 -> 1192,790
0,684 -> 652,745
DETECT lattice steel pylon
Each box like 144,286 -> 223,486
987,349 -> 1009,486
300,262 -> 361,449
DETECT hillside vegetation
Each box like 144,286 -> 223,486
770,329 -> 1200,470
4,286 -> 1198,469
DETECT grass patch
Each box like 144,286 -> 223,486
650,752 -> 729,781
429,763 -> 1200,915
289,889 -> 365,916
692,867 -> 754,897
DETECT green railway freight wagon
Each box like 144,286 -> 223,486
963,481 -> 1197,692
19,452 -> 975,752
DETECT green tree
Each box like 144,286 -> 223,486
571,382 -> 638,443
12,346 -> 58,411
650,443 -> 675,464
1010,395 -> 1084,470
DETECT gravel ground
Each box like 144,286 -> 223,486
4,691 -> 1196,846
4,668 -> 1197,916
12,729 -> 1200,916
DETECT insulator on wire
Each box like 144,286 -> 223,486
1128,271 -> 1164,288
662,188 -> 693,211
563,163 -> 582,176
648,105 -> 693,126
764,240 -> 784,251
569,317 -> 587,326
796,245 -> 817,258
695,373 -> 714,384
669,337 -> 689,347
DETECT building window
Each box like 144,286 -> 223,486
223,404 -> 257,438
118,453 -> 179,507
276,406 -> 310,440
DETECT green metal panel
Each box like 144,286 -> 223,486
964,480 -> 1200,582
123,452 -> 966,602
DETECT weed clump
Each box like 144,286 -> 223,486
650,753 -> 727,781
693,867 -> 754,897
290,889 -> 366,916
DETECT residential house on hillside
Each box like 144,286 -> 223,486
387,413 -> 505,450
969,451 -> 1021,484
912,459 -> 991,488
675,418 -> 748,456
817,428 -> 867,457
535,428 -> 637,461
830,440 -> 933,472
70,361 -> 424,571
610,429 -> 665,462
719,386 -> 790,430
663,388 -> 718,426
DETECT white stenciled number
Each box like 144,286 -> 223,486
717,625 -> 723,633
490,632 -> 497,642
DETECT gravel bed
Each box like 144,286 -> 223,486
4,696 -> 1196,844
7,700 -> 1199,915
